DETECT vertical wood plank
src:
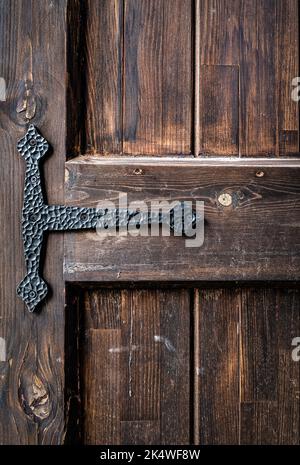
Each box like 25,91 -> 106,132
198,0 -> 299,157
200,65 -> 239,156
199,0 -> 240,65
121,289 -> 161,422
194,0 -> 201,157
82,329 -> 121,444
277,289 -> 300,444
239,0 -> 277,156
240,402 -> 278,445
240,288 -> 300,444
196,289 -> 240,445
121,421 -> 160,445
79,288 -> 190,445
159,289 -> 190,444
0,0 -> 66,444
84,0 -> 123,154
277,352 -> 300,444
84,288 -> 122,330
123,0 -> 192,155
277,0 -> 299,155
241,289 -> 278,402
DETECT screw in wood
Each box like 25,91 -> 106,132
218,192 -> 232,207
255,170 -> 265,178
133,168 -> 144,175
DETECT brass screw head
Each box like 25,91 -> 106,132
255,170 -> 265,178
218,192 -> 232,207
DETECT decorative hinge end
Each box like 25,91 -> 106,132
17,275 -> 48,312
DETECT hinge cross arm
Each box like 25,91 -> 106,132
16,126 -> 197,312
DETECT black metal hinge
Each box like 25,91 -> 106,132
17,125 -> 197,312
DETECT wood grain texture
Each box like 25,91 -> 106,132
121,290 -> 160,422
0,0 -> 66,444
272,289 -> 300,445
197,0 -> 299,157
121,420 -> 160,445
64,159 -> 300,282
195,289 -> 240,445
199,0 -> 240,65
77,288 -> 190,445
83,0 -> 123,155
82,329 -> 121,444
159,289 -> 190,444
123,0 -> 192,155
277,0 -> 299,152
67,0 -> 298,158
84,288 -> 122,330
195,287 -> 300,445
240,0 -> 279,157
1,0 -> 299,447
240,402 -> 278,445
241,289 -> 278,401
240,288 -> 300,444
200,65 -> 239,156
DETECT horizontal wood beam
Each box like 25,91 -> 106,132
64,161 -> 300,282
66,156 -> 300,167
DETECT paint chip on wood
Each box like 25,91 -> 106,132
0,77 -> 6,101
0,337 -> 6,362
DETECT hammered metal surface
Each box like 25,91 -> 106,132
17,125 -> 197,312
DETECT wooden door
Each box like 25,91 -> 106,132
0,0 -> 299,445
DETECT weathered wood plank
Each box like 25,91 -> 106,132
241,289 -> 278,401
82,329 -> 121,444
123,0 -> 192,155
199,0 -> 240,65
239,0 -> 277,156
0,0 -> 66,444
277,289 -> 300,444
64,160 -> 300,282
240,402 -> 278,445
200,65 -> 239,156
121,289 -> 161,422
84,288 -> 122,330
277,352 -> 300,444
121,420 -> 160,445
76,287 -> 190,444
159,289 -> 190,444
198,1 -> 299,157
240,288 -> 300,444
195,289 -> 240,444
83,0 -> 123,155
277,0 -> 299,155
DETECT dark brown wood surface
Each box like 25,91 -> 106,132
194,287 -> 300,445
0,0 -> 67,444
64,158 -> 300,282
195,288 -> 240,444
0,0 -> 299,446
67,0 -> 299,157
199,0 -> 299,157
65,286 -> 300,444
76,288 -> 191,444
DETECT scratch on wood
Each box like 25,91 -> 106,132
0,77 -> 6,101
109,344 -> 139,353
0,337 -> 6,362
154,335 -> 176,352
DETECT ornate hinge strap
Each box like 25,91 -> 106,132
17,125 -> 197,312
